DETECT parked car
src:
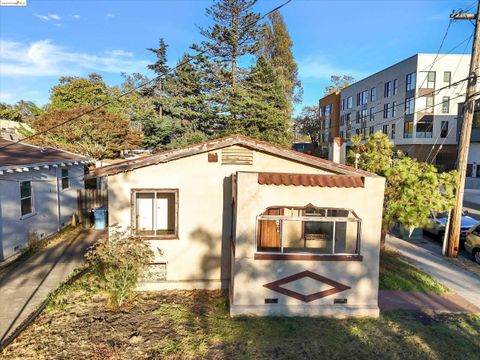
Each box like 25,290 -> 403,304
465,224 -> 480,264
423,210 -> 479,243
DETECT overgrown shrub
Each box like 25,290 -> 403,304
85,227 -> 154,309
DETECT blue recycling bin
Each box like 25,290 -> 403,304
93,207 -> 107,230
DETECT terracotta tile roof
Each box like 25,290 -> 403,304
0,139 -> 88,169
257,172 -> 365,188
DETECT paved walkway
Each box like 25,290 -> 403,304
0,229 -> 102,342
379,290 -> 479,313
386,234 -> 480,309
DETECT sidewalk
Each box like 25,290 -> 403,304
0,229 -> 102,341
386,234 -> 480,309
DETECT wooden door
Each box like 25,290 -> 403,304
258,208 -> 283,250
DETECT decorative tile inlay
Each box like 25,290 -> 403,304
263,270 -> 351,302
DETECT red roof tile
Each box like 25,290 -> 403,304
257,172 -> 365,188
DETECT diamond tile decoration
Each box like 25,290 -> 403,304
263,270 -> 351,302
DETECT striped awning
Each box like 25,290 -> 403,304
257,172 -> 365,188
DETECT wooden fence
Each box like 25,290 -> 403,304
77,188 -> 108,226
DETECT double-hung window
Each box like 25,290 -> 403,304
132,189 -> 178,239
256,206 -> 361,256
61,168 -> 69,190
20,181 -> 33,217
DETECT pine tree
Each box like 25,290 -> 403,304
193,0 -> 260,88
258,11 -> 301,116
146,38 -> 170,116
227,58 -> 291,145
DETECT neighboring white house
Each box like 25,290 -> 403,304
0,139 -> 89,262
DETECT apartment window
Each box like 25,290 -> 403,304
405,97 -> 415,115
384,81 -> 391,97
426,96 -> 434,113
371,87 -> 376,102
360,127 -> 366,140
369,107 -> 375,121
356,93 -> 361,106
426,71 -> 436,88
356,111 -> 360,124
442,96 -> 450,113
340,114 -> 344,126
346,113 -> 351,125
391,124 -> 396,139
340,130 -> 344,138
369,126 -> 374,135
132,189 -> 178,239
341,99 -> 345,111
406,72 -> 416,91
361,90 -> 369,105
444,71 -> 451,85
256,206 -> 361,256
347,96 -> 353,109
441,121 -> 448,138
361,109 -> 368,122
392,101 -> 397,117
355,128 -> 360,135
416,119 -> 433,138
20,181 -> 33,217
61,168 -> 69,190
393,79 -> 398,95
383,103 -> 391,118
403,120 -> 413,138
382,125 -> 388,135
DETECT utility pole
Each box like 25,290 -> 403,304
446,2 -> 480,257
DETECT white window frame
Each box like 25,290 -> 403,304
20,180 -> 34,218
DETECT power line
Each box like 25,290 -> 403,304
0,0 -> 293,152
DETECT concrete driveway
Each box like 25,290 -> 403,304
386,234 -> 480,309
0,229 -> 102,342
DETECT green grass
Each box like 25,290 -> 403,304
379,250 -> 450,293
4,275 -> 479,360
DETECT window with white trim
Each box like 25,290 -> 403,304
20,181 -> 33,217
256,206 -> 361,255
61,168 -> 69,190
132,189 -> 178,239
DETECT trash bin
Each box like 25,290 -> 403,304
92,207 -> 107,230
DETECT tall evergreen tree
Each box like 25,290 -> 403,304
146,38 -> 170,116
193,0 -> 260,88
258,11 -> 301,116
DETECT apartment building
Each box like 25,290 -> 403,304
339,53 -> 471,170
318,91 -> 341,158
457,99 -> 480,179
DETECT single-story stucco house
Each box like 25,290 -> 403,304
88,135 -> 385,317
0,139 -> 89,262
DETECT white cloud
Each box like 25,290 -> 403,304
0,39 -> 149,77
298,55 -> 366,81
106,13 -> 115,18
72,14 -> 81,20
35,13 -> 61,22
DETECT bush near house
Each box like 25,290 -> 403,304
85,228 -> 154,309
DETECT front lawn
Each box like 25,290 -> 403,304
2,273 -> 479,360
379,249 -> 450,293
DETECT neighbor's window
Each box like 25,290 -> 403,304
416,119 -> 433,138
61,168 -> 69,190
20,181 -> 33,217
132,189 -> 178,239
406,72 -> 416,91
256,206 -> 361,256
405,97 -> 415,115
403,120 -> 413,138
441,121 -> 448,138
442,96 -> 450,113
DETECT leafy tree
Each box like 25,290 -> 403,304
348,132 -> 457,241
14,100 -> 43,119
193,0 -> 260,88
49,73 -> 118,111
324,74 -> 355,95
30,106 -> 142,159
0,103 -> 22,121
294,106 -> 321,149
258,10 -> 302,114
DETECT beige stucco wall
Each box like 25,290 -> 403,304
231,172 -> 385,317
107,145 -> 331,289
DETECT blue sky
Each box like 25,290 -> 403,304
0,0 -> 476,115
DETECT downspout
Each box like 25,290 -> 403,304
56,167 -> 61,232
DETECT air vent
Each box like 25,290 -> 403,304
265,298 -> 278,304
221,147 -> 253,165
334,298 -> 348,304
